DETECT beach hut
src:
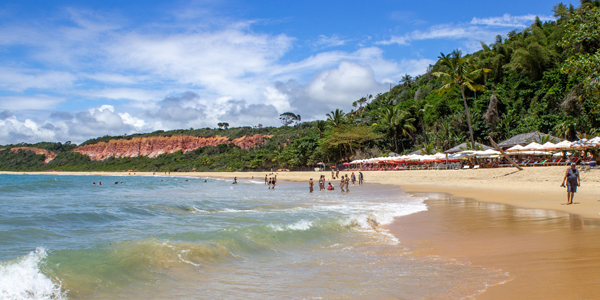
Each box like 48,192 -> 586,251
497,132 -> 560,149
444,142 -> 493,154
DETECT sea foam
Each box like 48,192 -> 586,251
0,248 -> 65,300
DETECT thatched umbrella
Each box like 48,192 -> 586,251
444,142 -> 492,154
497,132 -> 561,149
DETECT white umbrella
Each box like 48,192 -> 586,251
548,140 -> 573,150
553,151 -> 572,157
540,142 -> 556,150
522,142 -> 543,150
506,145 -> 525,152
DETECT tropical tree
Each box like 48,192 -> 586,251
420,142 -> 436,155
279,112 -> 301,126
379,106 -> 416,153
400,74 -> 413,87
325,109 -> 346,127
433,50 -> 491,148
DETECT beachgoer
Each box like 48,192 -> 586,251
358,172 -> 363,185
340,177 -> 345,192
345,175 -> 350,192
99,182 -> 102,185
272,177 -> 276,189
319,175 -> 325,191
336,170 -> 339,179
351,172 -> 356,185
115,182 -> 119,185
204,180 -> 207,182
328,182 -> 334,190
309,178 -> 314,193
93,182 -> 96,185
233,177 -> 238,184
120,182 -> 123,184
561,163 -> 580,205
331,171 -> 335,180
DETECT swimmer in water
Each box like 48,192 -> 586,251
99,182 -> 102,185
233,177 -> 237,184
93,182 -> 96,185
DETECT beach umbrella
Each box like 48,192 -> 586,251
522,142 -> 543,150
342,162 -> 350,165
540,142 -> 556,150
553,151 -> 572,157
571,140 -> 595,149
506,145 -> 525,152
549,140 -> 573,150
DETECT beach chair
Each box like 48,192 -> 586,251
531,159 -> 547,167
473,165 -> 479,169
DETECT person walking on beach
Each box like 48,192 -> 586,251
358,172 -> 364,185
561,163 -> 580,205
351,172 -> 356,185
331,170 -> 335,180
309,178 -> 314,193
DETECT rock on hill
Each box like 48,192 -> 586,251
73,134 -> 271,160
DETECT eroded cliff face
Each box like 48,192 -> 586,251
73,135 -> 271,161
9,147 -> 57,163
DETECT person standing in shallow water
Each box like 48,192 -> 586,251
358,172 -> 364,185
309,178 -> 314,193
561,163 -> 580,204
339,176 -> 345,192
344,175 -> 350,192
351,172 -> 356,185
265,174 -> 268,185
319,175 -> 325,191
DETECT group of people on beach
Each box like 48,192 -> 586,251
309,171 -> 363,193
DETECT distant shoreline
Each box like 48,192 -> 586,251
3,167 -> 599,219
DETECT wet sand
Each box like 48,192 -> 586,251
388,192 -> 600,299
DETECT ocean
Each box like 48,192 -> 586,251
0,174 -> 508,299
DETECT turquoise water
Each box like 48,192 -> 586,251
0,174 -> 506,299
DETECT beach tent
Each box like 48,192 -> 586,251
497,132 -> 561,149
444,142 -> 493,154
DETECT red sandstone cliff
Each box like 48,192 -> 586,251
10,147 -> 57,163
73,134 -> 271,161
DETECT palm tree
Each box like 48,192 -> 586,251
400,74 -> 413,87
325,109 -> 346,127
412,100 -> 433,143
313,120 -> 327,138
379,106 -> 416,152
433,50 -> 490,149
420,142 -> 436,155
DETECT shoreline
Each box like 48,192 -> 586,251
3,167 -> 599,219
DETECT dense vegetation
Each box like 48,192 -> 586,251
2,1 -> 599,172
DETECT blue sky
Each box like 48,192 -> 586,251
0,0 -> 573,144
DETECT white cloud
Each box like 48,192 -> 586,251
470,14 -> 555,27
0,68 -> 76,92
313,34 -> 346,48
0,95 -> 65,110
378,14 -> 555,48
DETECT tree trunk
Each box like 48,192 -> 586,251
394,135 -> 398,153
460,86 -> 476,148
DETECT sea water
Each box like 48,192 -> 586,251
0,174 -> 507,299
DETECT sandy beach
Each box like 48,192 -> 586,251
3,166 -> 600,298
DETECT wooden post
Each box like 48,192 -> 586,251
488,136 -> 523,171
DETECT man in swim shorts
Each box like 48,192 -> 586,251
309,178 -> 314,193
561,163 -> 580,204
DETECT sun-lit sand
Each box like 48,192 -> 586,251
4,166 -> 600,298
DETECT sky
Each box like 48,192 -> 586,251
0,0 -> 573,144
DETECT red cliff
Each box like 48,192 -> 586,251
73,134 -> 271,161
10,147 -> 57,163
